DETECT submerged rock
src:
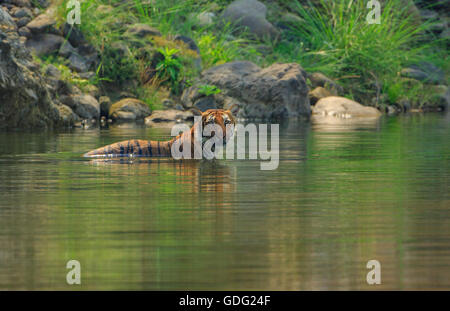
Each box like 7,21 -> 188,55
109,98 -> 151,122
182,61 -> 311,119
313,96 -> 381,119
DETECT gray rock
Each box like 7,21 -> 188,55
78,71 -> 96,80
62,23 -> 86,47
58,40 -> 77,57
26,33 -> 64,56
12,7 -> 33,19
0,7 -> 60,129
44,64 -> 61,79
193,96 -> 217,111
56,104 -> 79,125
182,61 -> 310,119
70,94 -> 100,119
26,14 -> 55,33
68,53 -> 89,72
18,26 -> 31,38
16,16 -> 31,28
145,109 -> 194,126
221,0 -> 279,40
109,98 -> 151,122
125,23 -> 161,37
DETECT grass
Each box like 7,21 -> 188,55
274,0 -> 443,106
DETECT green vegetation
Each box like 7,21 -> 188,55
154,47 -> 182,89
48,0 -> 447,110
198,84 -> 222,96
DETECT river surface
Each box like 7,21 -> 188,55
0,113 -> 449,290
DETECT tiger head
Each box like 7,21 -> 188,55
194,108 -> 238,146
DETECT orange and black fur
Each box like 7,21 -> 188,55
83,109 -> 236,158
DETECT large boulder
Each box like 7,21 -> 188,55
109,98 -> 151,122
313,96 -> 382,119
0,8 -> 60,129
181,61 -> 311,119
221,0 -> 279,40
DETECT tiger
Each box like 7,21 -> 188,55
83,108 -> 237,159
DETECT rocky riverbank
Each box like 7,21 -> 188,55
0,0 -> 448,129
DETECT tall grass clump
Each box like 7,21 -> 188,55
285,0 -> 436,105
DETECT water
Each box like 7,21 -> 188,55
0,113 -> 449,290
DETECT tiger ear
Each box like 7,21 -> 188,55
226,104 -> 240,115
189,107 -> 203,116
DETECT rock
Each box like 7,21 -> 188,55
162,98 -> 176,109
313,96 -> 382,119
16,16 -> 31,28
68,94 -> 100,119
12,7 -> 33,19
0,7 -> 60,129
58,40 -> 76,57
174,35 -> 200,54
145,109 -> 194,126
44,64 -> 61,79
18,26 -> 31,38
109,98 -> 151,122
308,72 -> 342,95
193,96 -> 217,111
26,33 -> 64,56
221,0 -> 279,40
309,87 -> 332,105
62,23 -> 86,47
401,62 -> 445,84
84,84 -> 99,98
125,23 -> 161,37
11,0 -> 31,7
68,53 -> 89,72
195,12 -> 215,27
56,104 -> 79,125
78,71 -> 96,80
26,14 -> 55,33
182,61 -> 310,119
